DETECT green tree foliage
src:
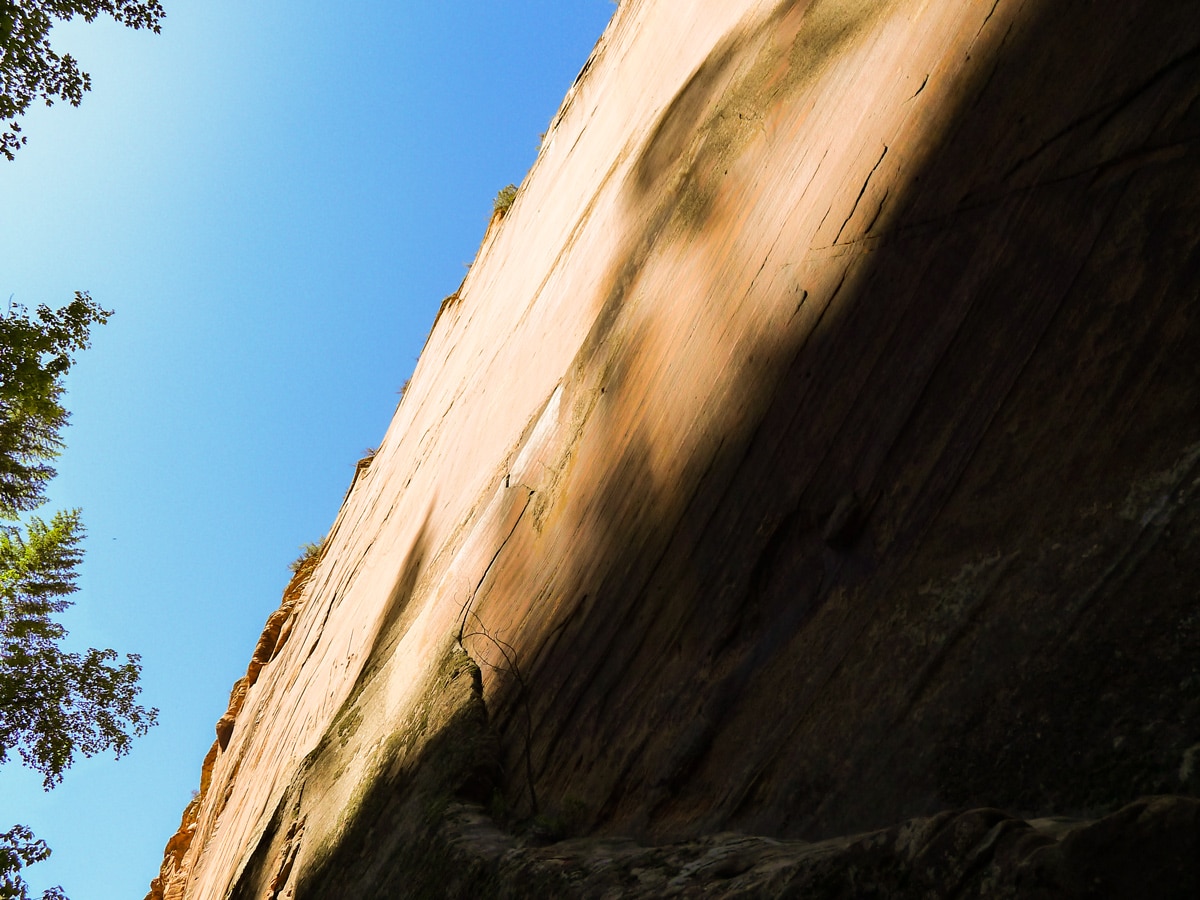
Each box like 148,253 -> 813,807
1,826 -> 65,900
0,0 -> 166,159
0,294 -> 157,899
0,294 -> 109,516
1,509 -> 157,787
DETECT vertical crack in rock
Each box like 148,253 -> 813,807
834,145 -> 888,244
455,488 -> 535,644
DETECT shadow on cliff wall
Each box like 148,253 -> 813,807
152,5 -> 1200,895
224,511 -> 449,900
466,0 -> 1200,845
360,510 -> 432,679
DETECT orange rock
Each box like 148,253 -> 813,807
146,558 -> 320,898
147,0 -> 1200,896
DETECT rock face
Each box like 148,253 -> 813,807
146,555 -> 317,900
148,0 -> 1200,896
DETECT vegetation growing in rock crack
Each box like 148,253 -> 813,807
493,183 -> 518,217
288,540 -> 325,574
1,293 -> 157,899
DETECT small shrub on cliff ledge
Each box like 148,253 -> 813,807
288,540 -> 324,574
493,183 -> 518,217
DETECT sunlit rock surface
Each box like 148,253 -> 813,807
148,0 -> 1200,895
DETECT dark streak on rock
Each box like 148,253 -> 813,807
834,145 -> 888,244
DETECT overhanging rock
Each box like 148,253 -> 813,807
149,0 -> 1200,896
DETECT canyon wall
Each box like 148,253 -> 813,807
149,0 -> 1200,895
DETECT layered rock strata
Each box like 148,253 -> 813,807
149,0 -> 1200,895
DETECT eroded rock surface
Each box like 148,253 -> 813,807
431,796 -> 1200,899
149,0 -> 1200,895
170,642 -> 1200,899
147,555 -> 317,900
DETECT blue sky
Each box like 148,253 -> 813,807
0,1 -> 615,895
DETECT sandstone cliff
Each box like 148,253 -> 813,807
149,0 -> 1200,895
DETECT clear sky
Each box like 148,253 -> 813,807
0,1 -> 615,896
